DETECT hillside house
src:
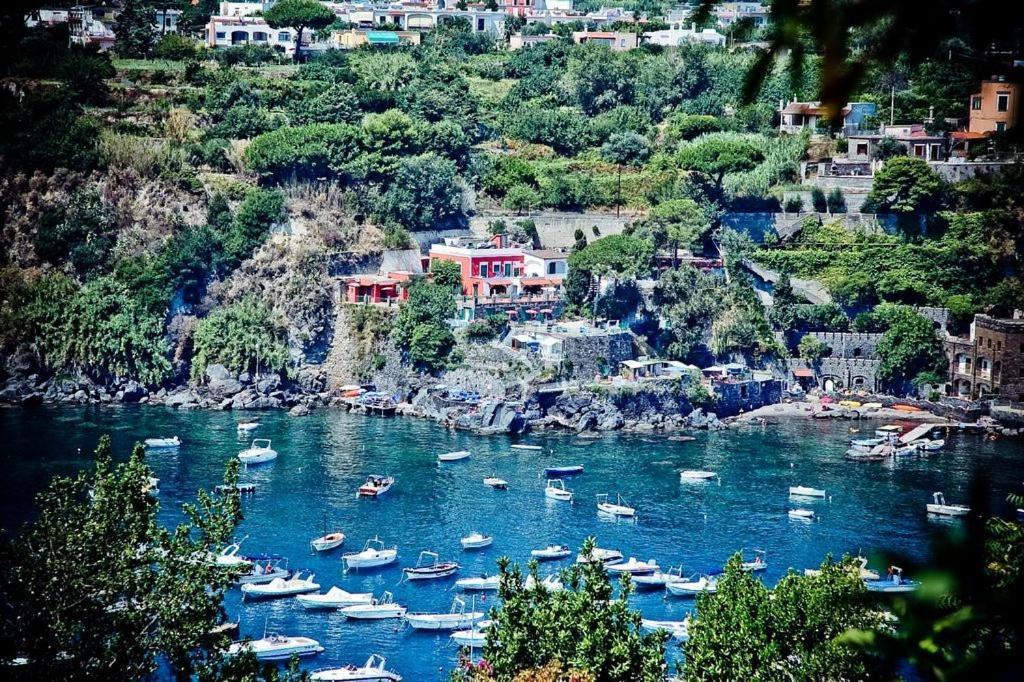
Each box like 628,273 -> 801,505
846,124 -> 948,163
778,100 -> 876,136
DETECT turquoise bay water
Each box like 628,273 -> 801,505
1,406 -> 1022,680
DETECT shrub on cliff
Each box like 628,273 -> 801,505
190,297 -> 289,381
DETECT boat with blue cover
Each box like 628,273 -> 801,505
544,465 -> 584,477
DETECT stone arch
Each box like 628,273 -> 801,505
953,378 -> 971,397
851,375 -> 868,389
822,376 -> 840,392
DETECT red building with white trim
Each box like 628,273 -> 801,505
428,238 -> 526,297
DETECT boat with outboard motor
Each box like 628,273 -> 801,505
666,573 -> 719,596
460,531 -> 493,550
531,544 -> 572,561
145,436 -> 180,449
296,586 -> 374,610
342,536 -> 398,571
606,557 -> 659,575
241,572 -> 319,600
357,474 -> 394,497
545,479 -> 573,502
633,565 -> 687,588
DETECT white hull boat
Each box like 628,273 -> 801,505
340,591 -> 406,620
145,436 -> 180,449
237,421 -> 260,433
311,532 -> 346,553
212,541 -> 252,569
227,635 -> 323,661
789,509 -> 815,519
919,439 -> 945,451
666,575 -> 718,596
597,493 -> 635,518
451,627 -> 488,647
460,532 -> 493,550
403,551 -> 459,581
524,574 -> 564,591
238,439 -> 277,464
633,566 -> 686,588
741,552 -> 768,572
641,619 -> 690,642
850,437 -> 883,448
146,477 -> 160,495
483,476 -> 508,490
358,474 -> 394,497
455,574 -> 500,591
926,491 -> 970,516
789,486 -> 826,498
576,547 -> 623,565
865,567 -> 918,593
545,479 -> 573,502
606,557 -> 659,575
531,544 -> 571,561
438,450 -> 471,462
296,586 -> 373,610
343,536 -> 398,570
311,654 -> 402,681
241,572 -> 319,600
406,597 -> 484,631
511,444 -> 542,450
679,470 -> 716,481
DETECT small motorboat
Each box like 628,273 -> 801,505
597,493 -> 636,518
511,444 -> 542,451
241,572 -> 320,600
606,557 -> 659,575
668,435 -> 697,442
342,536 -> 398,571
544,465 -> 584,477
460,532 -> 493,550
741,551 -> 768,572
483,476 -> 508,490
633,565 -> 686,588
919,439 -> 945,451
406,596 -> 485,631
455,574 -> 501,591
894,444 -> 920,457
310,654 -> 402,681
789,509 -> 815,520
238,439 -> 277,465
340,591 -> 407,620
806,556 -> 879,581
865,566 -> 919,593
926,491 -> 970,516
450,620 -> 492,647
531,544 -> 572,561
438,450 -> 471,462
524,574 -> 564,591
237,421 -> 260,433
545,479 -> 573,502
576,547 -> 623,565
641,619 -> 690,642
296,586 -> 373,610
666,574 -> 718,597
311,532 -> 346,553
215,483 -> 256,494
403,551 -> 459,581
680,470 -> 717,481
144,436 -> 180,449
789,486 -> 826,498
358,474 -> 394,497
211,541 -> 252,569
850,437 -> 883,448
236,555 -> 290,585
145,477 -> 160,495
227,635 -> 323,661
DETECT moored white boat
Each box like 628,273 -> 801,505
450,620 -> 492,647
545,479 -> 573,502
789,486 -> 826,498
680,470 -> 717,481
340,591 -> 406,620
531,544 -> 572,561
145,477 -> 160,495
483,476 -> 508,490
926,491 -> 970,516
311,532 -> 346,553
296,586 -> 373,610
212,541 -> 252,569
606,557 -> 659,575
241,572 -> 319,600
524,574 -> 564,591
741,551 -> 768,572
511,444 -> 542,450
633,565 -> 686,588
405,597 -> 484,631
864,566 -> 919,593
596,493 -> 635,518
576,547 -> 623,565
145,436 -> 180,448
641,618 -> 690,641
666,574 -> 718,596
403,551 -> 459,581
357,474 -> 394,497
919,439 -> 945,451
850,437 -> 883,448
460,531 -> 493,550
342,536 -> 398,570
237,421 -> 260,433
227,635 -> 323,661
310,654 -> 402,681
438,450 -> 470,462
455,574 -> 500,591
789,508 -> 815,519
238,439 -> 277,465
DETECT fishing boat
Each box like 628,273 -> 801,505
339,591 -> 407,620
357,474 -> 394,497
606,557 -> 659,575
144,436 -> 180,449
450,620 -> 492,647
919,439 -> 945,451
403,551 -> 459,581
238,439 -> 277,465
524,574 -> 564,591
483,476 -> 508,490
216,483 -> 256,494
633,566 -> 686,588
311,532 -> 346,553
438,450 -> 471,462
460,532 -> 493,550
227,635 -> 323,661
237,421 -> 260,433
455,574 -> 500,591
310,654 -> 402,681
665,573 -> 719,597
741,551 -> 768,572
576,547 -> 623,565
342,537 -> 398,570
680,470 -> 717,481
641,619 -> 690,642
545,479 -> 573,502
544,465 -> 584,477
850,437 -> 883,448
296,586 -> 373,610
789,486 -> 826,498
531,544 -> 572,561
789,508 -> 815,519
865,566 -> 919,593
241,572 -> 320,600
596,493 -> 636,518
511,444 -> 542,451
406,596 -> 485,631
926,491 -> 970,516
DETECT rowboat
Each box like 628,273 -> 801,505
576,547 -> 623,565
238,439 -> 277,465
438,450 -> 471,462
606,557 -> 659,575
597,493 -> 635,518
144,436 -> 180,448
227,635 -> 323,661
531,544 -> 572,561
665,574 -> 718,597
403,551 -> 459,581
926,491 -> 970,516
342,536 -> 398,570
358,474 -> 394,497
511,444 -> 542,451
310,654 -> 402,681
789,508 -> 815,519
455,574 -> 500,591
544,465 -> 584,477
483,476 -> 508,490
241,572 -> 320,600
311,532 -> 346,553
641,618 -> 690,642
340,591 -> 406,620
296,586 -> 373,610
789,486 -> 826,498
545,479 -> 573,502
460,532 -> 493,550
680,470 -> 717,481
406,596 -> 484,631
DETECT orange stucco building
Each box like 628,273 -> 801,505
968,78 -> 1020,134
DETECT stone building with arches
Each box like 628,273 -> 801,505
786,332 -> 883,392
945,314 -> 1024,401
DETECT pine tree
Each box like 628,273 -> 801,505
114,0 -> 156,58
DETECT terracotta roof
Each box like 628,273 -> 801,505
520,277 -> 562,287
792,368 -> 814,378
950,130 -> 989,140
780,101 -> 852,117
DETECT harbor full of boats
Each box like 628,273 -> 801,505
3,406 -> 1021,679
